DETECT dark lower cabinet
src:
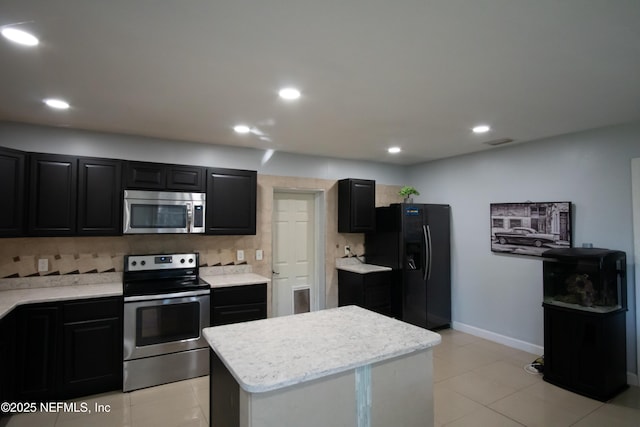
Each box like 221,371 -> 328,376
338,269 -> 396,317
0,312 -> 16,407
15,303 -> 60,401
60,298 -> 123,398
211,284 -> 267,326
11,297 -> 123,402
206,168 -> 257,235
543,304 -> 627,401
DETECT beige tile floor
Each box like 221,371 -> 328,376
1,329 -> 639,426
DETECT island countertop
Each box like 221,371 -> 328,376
202,305 -> 441,393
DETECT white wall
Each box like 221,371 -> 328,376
409,122 -> 640,377
0,121 -> 405,185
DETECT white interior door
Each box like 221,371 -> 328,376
272,192 -> 316,317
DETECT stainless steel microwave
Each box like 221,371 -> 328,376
123,190 -> 206,234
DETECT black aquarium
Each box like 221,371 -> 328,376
542,248 -> 626,313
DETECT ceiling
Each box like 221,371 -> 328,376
1,1 -> 639,165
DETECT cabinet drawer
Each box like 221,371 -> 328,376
212,284 -> 267,306
212,303 -> 267,326
63,297 -> 122,323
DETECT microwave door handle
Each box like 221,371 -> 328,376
187,203 -> 193,232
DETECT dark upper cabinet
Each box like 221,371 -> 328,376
77,158 -> 122,235
0,147 -> 27,237
206,168 -> 257,235
167,165 -> 205,191
28,154 -> 78,236
124,161 -> 205,192
338,178 -> 375,233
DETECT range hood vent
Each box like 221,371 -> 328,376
483,138 -> 514,146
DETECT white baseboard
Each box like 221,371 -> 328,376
452,321 -> 544,355
452,321 -> 638,386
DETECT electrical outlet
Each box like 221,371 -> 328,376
256,249 -> 263,261
344,245 -> 350,256
237,250 -> 245,262
38,258 -> 49,272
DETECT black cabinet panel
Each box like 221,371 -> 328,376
338,179 -> 375,233
0,147 -> 26,237
211,284 -> 267,326
338,269 -> 395,317
61,317 -> 122,397
78,158 -> 122,235
28,154 -> 77,236
15,304 -> 60,401
206,168 -> 257,235
0,312 -> 16,404
167,165 -> 205,191
543,305 -> 627,401
125,161 -> 205,192
124,161 -> 166,189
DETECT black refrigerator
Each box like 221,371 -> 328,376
365,203 -> 451,330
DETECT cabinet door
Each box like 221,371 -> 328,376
206,168 -> 257,235
212,303 -> 267,326
0,147 -> 26,237
28,154 -> 77,236
124,161 -> 166,189
61,317 -> 122,397
338,179 -> 375,233
78,158 -> 122,235
15,304 -> 59,401
0,312 -> 16,404
167,165 -> 205,191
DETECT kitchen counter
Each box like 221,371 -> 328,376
0,282 -> 122,320
335,263 -> 392,274
204,305 -> 440,426
200,272 -> 270,288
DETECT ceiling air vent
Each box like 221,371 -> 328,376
483,138 -> 514,146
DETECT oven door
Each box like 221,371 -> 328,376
123,290 -> 210,361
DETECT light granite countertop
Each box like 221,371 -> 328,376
0,283 -> 122,320
336,263 -> 392,274
201,273 -> 271,288
203,305 -> 441,393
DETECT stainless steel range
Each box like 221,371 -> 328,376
122,253 -> 210,392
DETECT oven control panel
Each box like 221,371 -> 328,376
125,253 -> 198,271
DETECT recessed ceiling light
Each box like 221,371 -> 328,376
388,147 -> 401,154
1,28 -> 39,46
43,98 -> 70,109
233,124 -> 251,134
472,125 -> 491,134
278,87 -> 301,100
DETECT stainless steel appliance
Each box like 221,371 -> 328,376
123,253 -> 210,392
123,190 -> 206,234
365,203 -> 451,330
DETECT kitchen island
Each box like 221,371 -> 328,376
203,305 -> 441,427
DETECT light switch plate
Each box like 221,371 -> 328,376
38,258 -> 49,272
256,249 -> 263,261
237,250 -> 245,261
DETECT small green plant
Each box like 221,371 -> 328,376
398,186 -> 420,197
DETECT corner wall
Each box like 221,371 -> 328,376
408,122 -> 640,378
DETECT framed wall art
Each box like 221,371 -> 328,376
490,201 -> 572,257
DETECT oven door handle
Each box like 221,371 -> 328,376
124,289 -> 210,302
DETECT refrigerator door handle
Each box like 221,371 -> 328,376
423,225 -> 432,280
422,225 -> 433,280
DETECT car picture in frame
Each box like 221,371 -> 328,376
490,201 -> 572,256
